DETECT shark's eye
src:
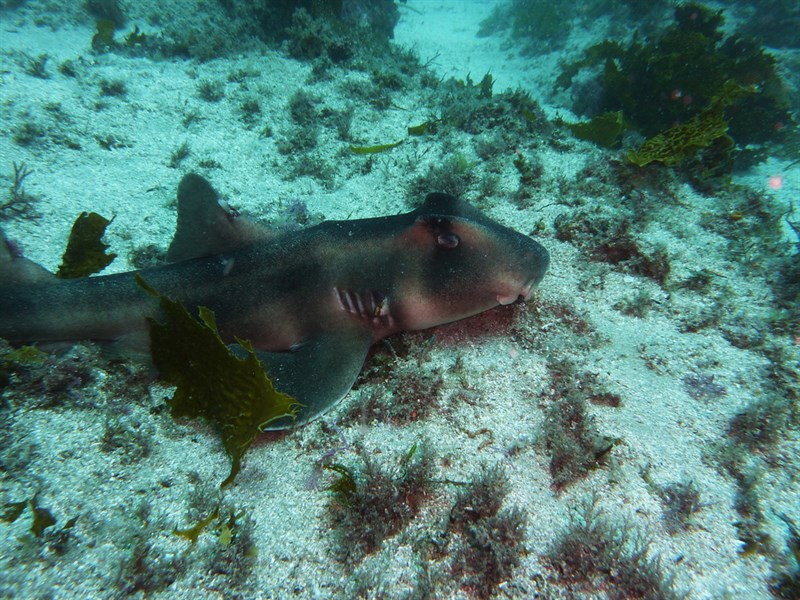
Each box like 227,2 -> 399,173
437,233 -> 460,249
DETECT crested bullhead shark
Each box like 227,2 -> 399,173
0,174 -> 549,427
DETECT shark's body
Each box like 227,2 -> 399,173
0,174 -> 549,427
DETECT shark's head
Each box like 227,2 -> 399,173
389,193 -> 549,332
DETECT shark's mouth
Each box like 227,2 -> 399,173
496,278 -> 537,306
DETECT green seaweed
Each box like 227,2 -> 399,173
350,140 -> 403,154
565,111 -> 627,149
137,276 -> 299,487
174,507 -> 219,544
30,496 -> 56,538
558,3 -> 793,151
125,25 -> 146,47
91,19 -> 116,52
324,464 -> 358,507
1,345 -> 46,365
56,211 -> 116,279
0,499 -> 27,523
2,495 -> 57,537
407,121 -> 437,136
91,19 -> 147,54
627,82 -> 748,167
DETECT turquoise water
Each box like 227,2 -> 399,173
0,1 -> 798,598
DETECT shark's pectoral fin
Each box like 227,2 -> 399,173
235,328 -> 372,430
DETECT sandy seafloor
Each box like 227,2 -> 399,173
0,1 -> 799,599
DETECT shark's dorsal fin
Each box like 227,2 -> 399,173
0,233 -> 57,287
167,174 -> 274,263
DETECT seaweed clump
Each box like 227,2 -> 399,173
2,162 -> 37,221
351,365 -> 445,426
554,208 -> 671,285
770,515 -> 800,599
262,1 -> 399,51
772,206 -> 800,336
544,394 -> 615,490
115,502 -> 188,595
325,442 -> 432,565
710,354 -> 799,557
288,2 -> 400,60
449,463 -> 527,599
539,358 -> 620,490
559,3 -> 794,168
546,496 -> 680,599
1,342 -> 97,405
437,76 -> 548,138
139,277 -> 299,487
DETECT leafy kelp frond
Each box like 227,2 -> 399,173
91,19 -> 116,53
627,83 -> 750,168
407,121 -> 438,136
349,140 -> 403,154
29,494 -> 57,537
137,276 -> 299,487
627,103 -> 729,168
56,211 -> 116,278
565,111 -> 627,149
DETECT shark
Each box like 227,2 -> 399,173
0,174 -> 549,427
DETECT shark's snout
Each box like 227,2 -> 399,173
495,239 -> 549,306
496,277 -> 535,305
521,279 -> 535,301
